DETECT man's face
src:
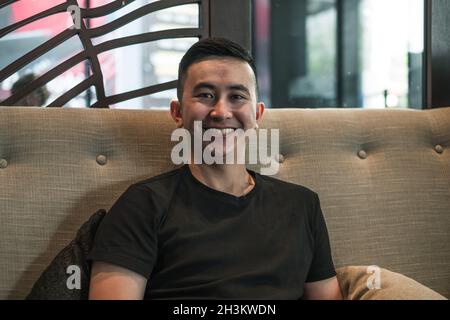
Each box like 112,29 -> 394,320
170,57 -> 265,158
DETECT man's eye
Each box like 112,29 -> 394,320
231,95 -> 245,101
197,93 -> 214,99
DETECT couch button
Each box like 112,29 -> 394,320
275,154 -> 285,164
435,145 -> 444,154
358,150 -> 367,160
0,159 -> 7,169
96,155 -> 107,165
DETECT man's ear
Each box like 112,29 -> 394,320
170,99 -> 183,128
256,101 -> 265,122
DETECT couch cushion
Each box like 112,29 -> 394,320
337,266 -> 447,300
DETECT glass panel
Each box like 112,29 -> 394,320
43,60 -> 90,107
360,0 -> 424,109
99,37 -> 197,109
65,86 -> 97,108
91,2 -> 199,45
3,60 -> 88,107
0,11 -> 74,71
0,0 -> 66,29
290,1 -> 337,107
1,0 -> 199,108
253,0 -> 425,109
0,37 -> 86,101
90,0 -> 199,108
110,89 -> 175,109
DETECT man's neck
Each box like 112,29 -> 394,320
188,163 -> 255,197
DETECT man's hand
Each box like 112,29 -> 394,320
303,276 -> 343,300
89,261 -> 147,300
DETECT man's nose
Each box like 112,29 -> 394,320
210,98 -> 231,120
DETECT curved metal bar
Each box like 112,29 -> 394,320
0,0 -> 136,39
87,0 -> 199,38
0,52 -> 87,106
66,0 -> 106,107
81,0 -> 135,18
0,28 -> 78,82
90,80 -> 178,107
0,2 -> 69,38
0,0 -> 18,11
46,77 -> 95,108
95,28 -> 201,54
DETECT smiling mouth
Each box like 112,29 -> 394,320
202,127 -> 239,136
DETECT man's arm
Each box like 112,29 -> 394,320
303,276 -> 343,300
89,261 -> 148,300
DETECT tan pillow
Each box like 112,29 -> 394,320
336,266 -> 447,300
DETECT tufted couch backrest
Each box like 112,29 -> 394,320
0,107 -> 449,299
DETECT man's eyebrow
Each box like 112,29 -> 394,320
192,82 -> 216,92
227,84 -> 251,95
192,82 -> 251,95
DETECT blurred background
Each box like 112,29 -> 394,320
0,0 -> 444,109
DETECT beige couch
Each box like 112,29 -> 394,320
0,107 -> 449,300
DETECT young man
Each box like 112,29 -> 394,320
88,38 -> 343,300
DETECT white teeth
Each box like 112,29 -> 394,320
204,128 -> 235,135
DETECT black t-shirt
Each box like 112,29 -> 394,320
87,165 -> 336,299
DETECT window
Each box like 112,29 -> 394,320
253,0 -> 425,109
0,0 -> 203,109
92,1 -> 199,109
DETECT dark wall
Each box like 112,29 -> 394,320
431,0 -> 450,108
209,0 -> 252,52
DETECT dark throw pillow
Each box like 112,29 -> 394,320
26,209 -> 106,300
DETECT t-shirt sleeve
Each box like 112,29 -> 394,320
87,184 -> 160,279
305,192 -> 337,283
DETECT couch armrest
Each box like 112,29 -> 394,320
336,266 -> 447,300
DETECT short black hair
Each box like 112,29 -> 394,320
177,37 -> 258,102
